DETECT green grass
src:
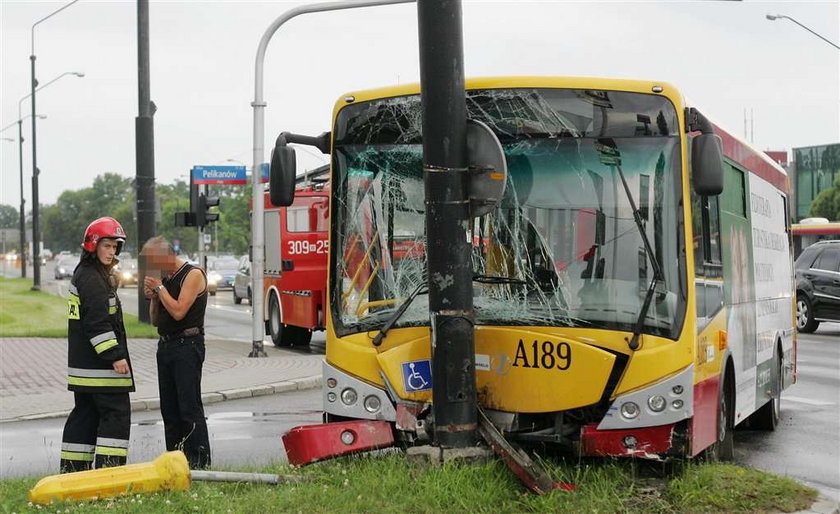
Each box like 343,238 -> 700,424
0,277 -> 158,338
0,454 -> 817,513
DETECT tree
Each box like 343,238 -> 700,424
42,173 -> 134,253
40,173 -> 255,257
0,204 -> 18,229
809,175 -> 840,221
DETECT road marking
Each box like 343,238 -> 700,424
784,395 -> 835,406
207,304 -> 251,316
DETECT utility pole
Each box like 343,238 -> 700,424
136,0 -> 156,323
30,54 -> 40,289
417,0 -> 477,448
18,119 -> 26,278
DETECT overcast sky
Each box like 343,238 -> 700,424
1,0 -> 838,206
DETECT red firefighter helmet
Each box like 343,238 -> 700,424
82,217 -> 126,254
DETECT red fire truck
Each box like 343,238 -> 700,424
262,176 -> 330,346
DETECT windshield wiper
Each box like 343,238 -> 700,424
472,273 -> 527,285
611,158 -> 664,351
371,282 -> 428,347
371,273 -> 527,346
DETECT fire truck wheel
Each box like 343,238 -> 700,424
269,293 -> 291,347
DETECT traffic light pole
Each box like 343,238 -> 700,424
418,0 -> 477,448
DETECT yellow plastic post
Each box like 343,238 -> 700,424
29,451 -> 191,505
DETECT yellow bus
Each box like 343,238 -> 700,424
273,77 -> 795,462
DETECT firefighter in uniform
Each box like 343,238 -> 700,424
142,236 -> 211,469
60,217 -> 133,473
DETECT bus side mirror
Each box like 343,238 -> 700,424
692,133 -> 724,196
270,143 -> 296,207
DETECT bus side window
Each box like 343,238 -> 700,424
692,189 -> 723,325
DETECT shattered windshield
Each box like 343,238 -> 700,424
331,88 -> 685,338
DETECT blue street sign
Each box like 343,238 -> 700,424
192,165 -> 247,185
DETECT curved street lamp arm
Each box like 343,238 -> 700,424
248,0 -> 415,356
18,72 -> 84,119
768,14 -> 840,50
31,0 -> 81,54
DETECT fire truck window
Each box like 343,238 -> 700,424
286,207 -> 311,232
286,197 -> 329,233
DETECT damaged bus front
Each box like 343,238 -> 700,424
274,77 -> 766,463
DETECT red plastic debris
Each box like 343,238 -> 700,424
282,420 -> 395,466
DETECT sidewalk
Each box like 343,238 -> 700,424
0,337 -> 324,422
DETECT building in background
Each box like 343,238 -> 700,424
791,143 -> 840,222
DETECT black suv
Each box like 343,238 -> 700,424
795,240 -> 840,333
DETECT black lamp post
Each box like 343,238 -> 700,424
29,0 -> 81,290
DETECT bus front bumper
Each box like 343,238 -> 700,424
580,422 -> 682,459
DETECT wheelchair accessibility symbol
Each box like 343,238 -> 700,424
402,360 -> 432,393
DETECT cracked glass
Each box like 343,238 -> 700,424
331,88 -> 685,338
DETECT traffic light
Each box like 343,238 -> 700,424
197,193 -> 220,227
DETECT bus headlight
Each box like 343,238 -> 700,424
620,402 -> 640,419
340,388 -> 358,406
327,392 -> 336,403
363,395 -> 381,413
648,395 -> 666,412
672,399 -> 684,410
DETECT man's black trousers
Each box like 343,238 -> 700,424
157,335 -> 211,468
60,392 -> 131,472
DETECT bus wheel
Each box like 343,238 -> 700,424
749,351 -> 782,431
796,295 -> 819,333
705,370 -> 734,462
269,293 -> 290,347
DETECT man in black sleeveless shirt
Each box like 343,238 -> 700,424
141,236 -> 211,469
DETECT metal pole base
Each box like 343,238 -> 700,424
248,340 -> 267,358
30,285 -> 40,291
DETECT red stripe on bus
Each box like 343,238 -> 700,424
791,225 -> 840,236
712,125 -> 788,192
691,374 -> 721,456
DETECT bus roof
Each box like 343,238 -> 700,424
710,121 -> 788,193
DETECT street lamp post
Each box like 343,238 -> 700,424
3,113 -> 48,277
16,72 -> 81,280
30,0 -> 81,290
248,0 -> 415,358
766,14 -> 840,50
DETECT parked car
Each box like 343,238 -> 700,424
207,257 -> 239,296
232,255 -> 251,305
54,256 -> 77,279
795,240 -> 840,333
115,258 -> 138,287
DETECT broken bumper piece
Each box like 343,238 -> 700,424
283,420 -> 395,466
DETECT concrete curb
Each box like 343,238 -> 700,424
798,495 -> 840,514
6,375 -> 322,423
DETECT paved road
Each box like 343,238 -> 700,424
735,322 -> 840,502
2,259 -> 326,353
0,389 -> 321,479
